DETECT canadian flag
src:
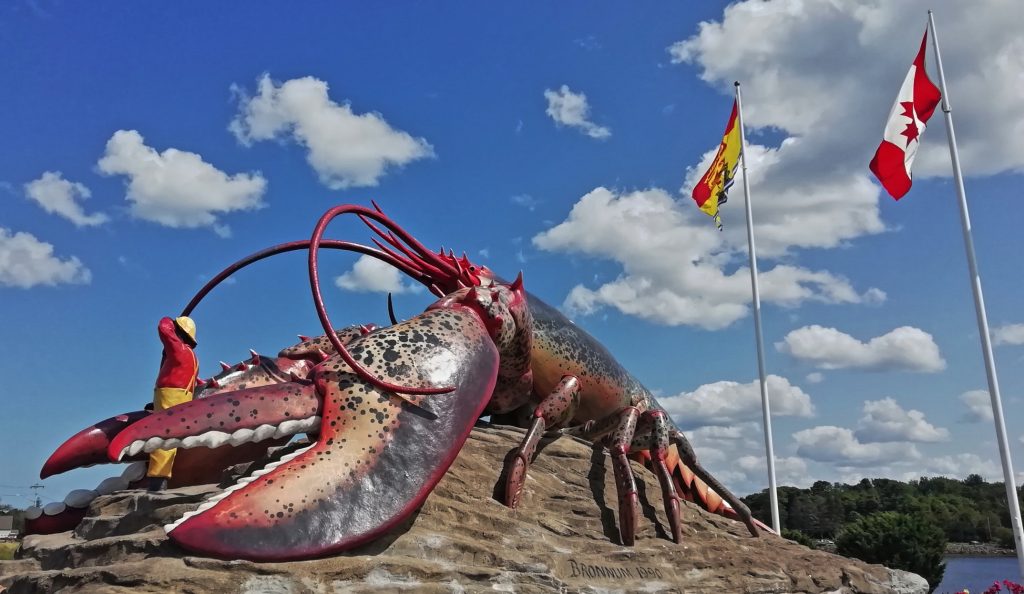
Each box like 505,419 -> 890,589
869,30 -> 942,200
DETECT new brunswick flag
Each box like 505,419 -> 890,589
692,100 -> 741,230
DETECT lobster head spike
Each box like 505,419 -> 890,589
446,278 -> 531,352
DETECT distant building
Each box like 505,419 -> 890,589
0,515 -> 18,540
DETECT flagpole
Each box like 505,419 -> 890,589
927,11 -> 1024,576
734,81 -> 780,533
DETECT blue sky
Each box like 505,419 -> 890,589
2,1 -> 1023,509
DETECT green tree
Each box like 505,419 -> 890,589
964,474 -> 985,487
836,512 -> 946,591
782,528 -> 815,548
993,526 -> 1015,549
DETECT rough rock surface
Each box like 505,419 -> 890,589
0,424 -> 928,593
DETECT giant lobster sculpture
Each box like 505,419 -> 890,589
34,203 -> 765,561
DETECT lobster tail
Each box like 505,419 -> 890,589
632,447 -> 773,534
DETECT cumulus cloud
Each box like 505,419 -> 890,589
806,372 -> 824,384
335,255 -> 419,294
835,453 -> 1005,484
854,398 -> 949,443
24,171 -> 109,227
959,389 -> 993,422
543,85 -> 611,139
776,325 -> 945,372
0,228 -> 91,288
534,188 -> 882,329
918,454 -> 1003,482
681,140 -> 886,258
794,426 -> 921,467
992,323 -> 1024,346
97,130 -> 265,230
737,455 -> 812,489
638,1 -> 1023,329
688,423 -> 762,464
658,374 -> 814,430
671,0 -> 1024,181
230,74 -> 434,189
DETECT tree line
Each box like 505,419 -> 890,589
742,474 -> 1023,547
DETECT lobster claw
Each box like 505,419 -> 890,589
41,410 -> 151,478
117,308 -> 500,561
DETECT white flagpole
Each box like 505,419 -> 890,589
734,81 -> 780,533
927,11 -> 1024,576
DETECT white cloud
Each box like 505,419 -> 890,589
681,140 -> 886,258
805,372 -> 824,384
24,171 -> 109,227
650,1 -> 1022,331
510,194 -> 539,211
230,74 -> 434,189
918,454 -> 1003,482
776,325 -> 945,372
959,389 -> 993,422
793,426 -> 921,467
543,85 -> 611,139
835,453 -> 1005,484
688,423 -> 763,464
212,224 -> 232,239
737,455 -> 811,489
659,374 -> 814,430
670,0 -> 1024,179
97,130 -> 265,229
689,424 -> 748,445
854,398 -> 949,443
993,324 -> 1024,346
0,228 -> 91,288
534,188 -> 883,329
335,255 -> 419,295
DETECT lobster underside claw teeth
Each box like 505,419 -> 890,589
107,381 -> 323,463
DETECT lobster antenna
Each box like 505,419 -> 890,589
181,239 -> 427,317
309,205 -> 454,396
386,293 -> 401,325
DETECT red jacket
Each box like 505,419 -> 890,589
155,317 -> 198,391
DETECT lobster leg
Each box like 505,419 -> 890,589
560,406 -> 643,545
630,410 -> 683,544
607,406 -> 641,545
671,429 -> 760,537
503,375 -> 580,509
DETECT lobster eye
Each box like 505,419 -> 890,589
469,266 -> 476,271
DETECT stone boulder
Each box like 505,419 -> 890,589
0,425 -> 928,593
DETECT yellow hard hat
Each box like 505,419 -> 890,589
174,316 -> 197,346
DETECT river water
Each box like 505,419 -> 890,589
936,556 -> 1021,593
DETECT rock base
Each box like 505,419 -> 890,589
0,425 -> 928,593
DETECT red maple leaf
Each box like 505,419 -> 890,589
899,101 -> 920,144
